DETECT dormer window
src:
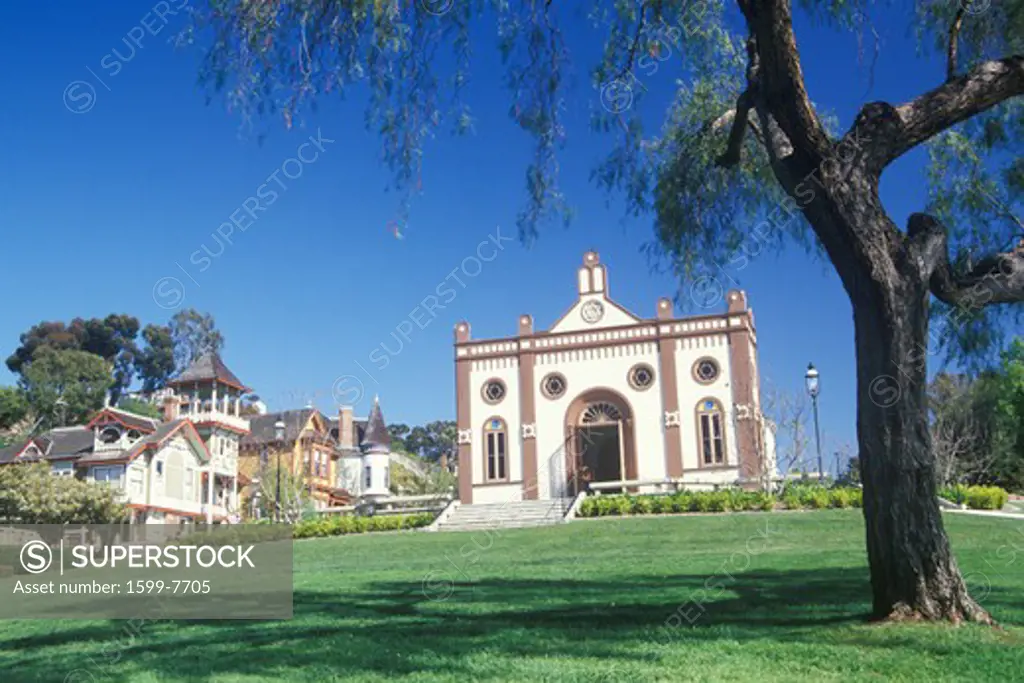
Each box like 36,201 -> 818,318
100,426 -> 122,444
126,429 -> 142,443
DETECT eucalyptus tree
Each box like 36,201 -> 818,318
187,0 -> 1022,622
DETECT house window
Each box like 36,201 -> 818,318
364,465 -> 372,489
100,426 -> 121,444
384,467 -> 390,491
697,399 -> 725,465
484,418 -> 508,482
184,466 -> 194,500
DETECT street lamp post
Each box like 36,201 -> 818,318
805,363 -> 823,483
274,419 -> 285,522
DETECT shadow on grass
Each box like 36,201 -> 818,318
3,566 -> 1019,682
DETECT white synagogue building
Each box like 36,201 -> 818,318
453,251 -> 776,504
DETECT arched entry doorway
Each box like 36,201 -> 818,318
564,389 -> 637,496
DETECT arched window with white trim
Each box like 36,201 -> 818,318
483,418 -> 508,482
696,399 -> 726,466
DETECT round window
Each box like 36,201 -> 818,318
482,379 -> 507,404
694,358 -> 720,384
628,364 -> 656,391
541,373 -> 567,399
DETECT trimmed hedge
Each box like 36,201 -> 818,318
576,486 -> 863,518
966,486 -> 1009,510
292,512 -> 435,539
939,484 -> 1009,510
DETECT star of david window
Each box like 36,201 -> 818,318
482,379 -> 507,405
541,373 -> 567,399
628,364 -> 656,391
694,358 -> 720,384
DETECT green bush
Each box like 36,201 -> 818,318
966,486 -> 1009,510
806,489 -> 831,509
613,496 -> 633,516
632,496 -> 654,515
781,492 -> 803,510
754,492 -> 776,511
579,498 -> 598,517
829,489 -> 852,509
650,496 -> 672,514
292,512 -> 435,539
939,484 -> 970,505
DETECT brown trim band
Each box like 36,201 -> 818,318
728,321 -> 759,480
518,314 -> 538,499
657,337 -> 683,479
455,324 -> 474,503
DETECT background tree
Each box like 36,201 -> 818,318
191,0 -> 1023,621
20,348 -> 112,427
763,384 -> 810,476
115,396 -> 163,420
252,461 -> 310,523
387,423 -> 411,452
170,309 -> 224,373
136,324 -> 177,393
0,387 -> 29,432
6,315 -> 140,404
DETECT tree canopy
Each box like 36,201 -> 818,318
187,0 -> 1023,623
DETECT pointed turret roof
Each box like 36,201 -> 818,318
167,352 -> 249,391
360,396 -> 391,449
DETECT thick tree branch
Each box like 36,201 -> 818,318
715,89 -> 755,167
737,0 -> 831,162
847,56 -> 1024,175
947,4 -> 968,81
908,213 -> 1024,307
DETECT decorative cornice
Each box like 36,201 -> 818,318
454,313 -> 754,361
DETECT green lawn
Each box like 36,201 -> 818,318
2,510 -> 1023,682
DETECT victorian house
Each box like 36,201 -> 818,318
236,397 -> 395,511
0,352 -> 251,525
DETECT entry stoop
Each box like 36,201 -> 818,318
436,498 -> 573,532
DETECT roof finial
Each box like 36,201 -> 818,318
374,393 -> 379,404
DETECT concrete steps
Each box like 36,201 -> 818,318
438,498 -> 572,532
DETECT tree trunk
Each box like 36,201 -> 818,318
853,266 -> 992,623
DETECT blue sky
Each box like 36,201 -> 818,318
0,3 -> 965,468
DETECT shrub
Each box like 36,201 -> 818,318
670,492 -> 691,513
829,489 -> 852,509
650,496 -> 672,514
849,488 -> 863,508
292,512 -> 434,539
579,498 -> 598,517
632,496 -> 654,515
707,491 -> 730,512
939,484 -> 970,505
754,492 -> 776,511
805,489 -> 830,509
613,496 -> 633,516
781,492 -> 803,510
966,486 -> 1009,510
